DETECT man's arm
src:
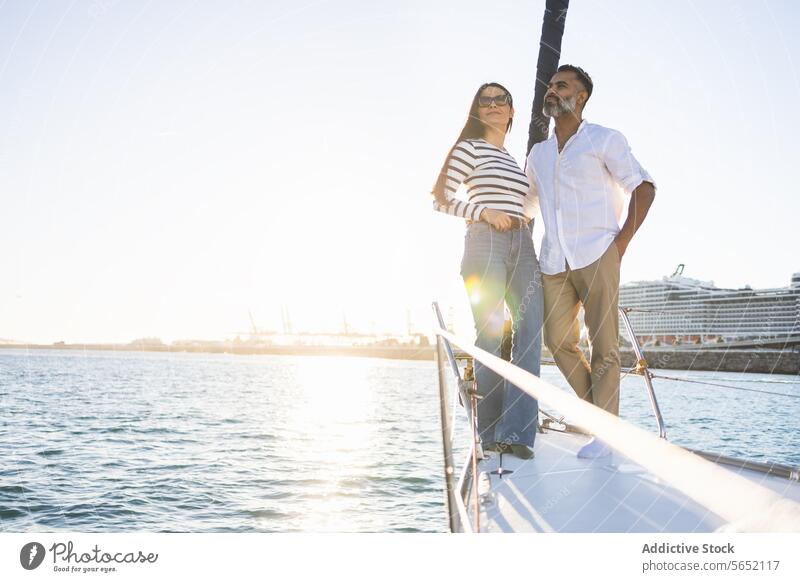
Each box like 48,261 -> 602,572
601,130 -> 656,259
615,181 -> 655,258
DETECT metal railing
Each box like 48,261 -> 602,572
432,302 -> 671,531
618,307 -> 666,439
430,308 -> 800,532
432,302 -> 480,533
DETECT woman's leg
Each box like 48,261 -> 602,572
461,223 -> 510,447
497,226 -> 542,447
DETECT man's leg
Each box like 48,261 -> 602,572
572,243 -> 621,416
542,269 -> 592,403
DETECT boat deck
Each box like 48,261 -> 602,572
467,429 -> 800,533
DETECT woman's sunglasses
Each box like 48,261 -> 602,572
478,94 -> 511,107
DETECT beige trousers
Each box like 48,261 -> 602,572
542,243 -> 621,416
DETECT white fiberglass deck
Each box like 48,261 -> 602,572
466,429 -> 800,533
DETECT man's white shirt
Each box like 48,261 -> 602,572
525,120 -> 655,275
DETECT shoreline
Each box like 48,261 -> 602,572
1,343 -> 798,374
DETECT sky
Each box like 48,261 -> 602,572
1,0 -> 799,344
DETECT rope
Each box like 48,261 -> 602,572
648,373 -> 800,399
662,375 -> 800,385
619,366 -> 638,381
621,307 -> 689,315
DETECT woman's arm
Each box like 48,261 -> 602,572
432,141 -> 487,221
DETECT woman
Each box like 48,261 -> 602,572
431,83 -> 543,459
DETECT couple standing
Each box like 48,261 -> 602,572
431,65 -> 656,459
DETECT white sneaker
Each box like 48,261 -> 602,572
577,437 -> 612,459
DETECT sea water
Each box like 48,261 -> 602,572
1,349 -> 798,532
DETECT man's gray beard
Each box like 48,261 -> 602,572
542,94 -> 577,117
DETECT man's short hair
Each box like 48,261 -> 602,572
557,64 -> 593,100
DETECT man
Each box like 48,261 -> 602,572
525,65 -> 656,458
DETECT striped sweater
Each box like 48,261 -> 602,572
432,139 -> 538,221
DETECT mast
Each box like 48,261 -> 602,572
501,0 -> 570,363
527,0 -> 570,155
500,0 -> 569,362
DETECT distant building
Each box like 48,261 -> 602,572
619,266 -> 800,345
129,337 -> 166,348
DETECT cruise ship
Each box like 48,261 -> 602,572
619,265 -> 800,346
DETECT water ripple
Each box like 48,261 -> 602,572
0,349 -> 797,532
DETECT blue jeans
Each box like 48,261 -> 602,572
460,221 -> 543,447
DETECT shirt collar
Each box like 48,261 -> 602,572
549,118 -> 588,139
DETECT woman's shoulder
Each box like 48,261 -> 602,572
454,138 -> 480,150
444,139 -> 477,163
454,138 -> 491,157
